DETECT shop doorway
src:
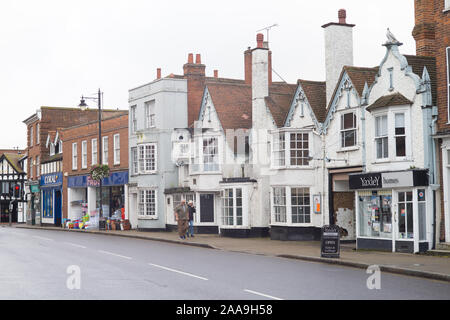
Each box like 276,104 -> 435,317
54,190 -> 62,227
0,201 -> 17,223
200,194 -> 214,223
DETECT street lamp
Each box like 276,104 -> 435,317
78,89 -> 104,230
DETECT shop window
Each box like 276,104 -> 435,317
358,191 -> 392,238
395,113 -> 406,157
291,188 -> 310,223
340,112 -> 357,148
375,115 -> 388,159
272,187 -> 287,223
398,191 -> 414,239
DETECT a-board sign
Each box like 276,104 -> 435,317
321,225 -> 340,258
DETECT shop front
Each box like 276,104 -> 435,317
40,172 -> 63,226
67,171 -> 128,226
349,170 -> 432,253
25,182 -> 41,225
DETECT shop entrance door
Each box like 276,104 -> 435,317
397,191 -> 414,240
54,190 -> 62,227
200,194 -> 214,223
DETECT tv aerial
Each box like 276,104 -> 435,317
256,23 -> 279,44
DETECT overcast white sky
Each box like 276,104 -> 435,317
1,0 -> 415,149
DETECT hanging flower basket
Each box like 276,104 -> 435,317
90,164 -> 110,181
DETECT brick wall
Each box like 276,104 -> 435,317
60,114 -> 129,219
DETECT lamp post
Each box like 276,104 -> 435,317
79,89 -> 103,230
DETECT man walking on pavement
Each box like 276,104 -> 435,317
186,200 -> 196,238
175,199 -> 189,240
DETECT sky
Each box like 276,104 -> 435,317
0,0 -> 416,149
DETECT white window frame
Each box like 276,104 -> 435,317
375,114 -> 389,160
271,187 -> 287,223
271,186 -> 312,226
72,143 -> 77,170
30,126 -> 33,147
145,101 -> 156,129
36,156 -> 40,177
271,130 -> 311,169
113,134 -> 120,165
131,147 -> 138,175
102,136 -> 108,165
131,105 -> 137,133
138,143 -> 157,174
36,123 -> 40,145
221,187 -> 244,227
81,140 -> 87,169
445,0 -> 450,11
340,112 -> 357,149
92,138 -> 98,165
138,189 -> 157,218
447,47 -> 450,121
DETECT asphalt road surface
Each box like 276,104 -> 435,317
0,226 -> 449,300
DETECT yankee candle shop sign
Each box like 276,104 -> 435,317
349,170 -> 429,190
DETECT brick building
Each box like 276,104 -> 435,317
413,0 -> 450,244
61,113 -> 129,226
22,106 -> 126,225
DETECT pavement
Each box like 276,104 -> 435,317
14,224 -> 450,283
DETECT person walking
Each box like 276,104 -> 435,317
186,200 -> 196,238
174,199 -> 189,240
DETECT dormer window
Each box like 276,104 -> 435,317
50,143 -> 55,156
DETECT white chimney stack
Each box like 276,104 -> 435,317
322,9 -> 355,107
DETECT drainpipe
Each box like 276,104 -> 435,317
431,106 -> 438,249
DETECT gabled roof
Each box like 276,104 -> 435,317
265,83 -> 297,127
204,82 -> 252,130
366,92 -> 413,112
403,55 -> 437,106
2,153 -> 25,174
297,80 -> 327,123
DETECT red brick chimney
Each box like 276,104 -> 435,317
412,0 -> 436,57
183,52 -> 206,127
156,68 -> 161,79
196,54 -> 201,64
244,34 -> 272,86
338,9 -> 346,24
183,53 -> 205,76
214,70 -> 218,78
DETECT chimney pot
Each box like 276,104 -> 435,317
256,33 -> 264,48
157,68 -> 161,79
338,9 -> 346,24
188,53 -> 194,64
195,54 -> 201,64
214,70 -> 218,78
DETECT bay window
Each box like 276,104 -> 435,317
221,188 -> 243,226
273,133 -> 285,167
341,112 -> 357,148
203,137 -> 219,171
272,187 -> 287,223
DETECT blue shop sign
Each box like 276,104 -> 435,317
40,172 -> 63,187
68,171 -> 128,188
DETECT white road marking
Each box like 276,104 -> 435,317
32,235 -> 54,241
64,242 -> 87,249
98,250 -> 132,260
148,263 -> 208,281
244,289 -> 283,300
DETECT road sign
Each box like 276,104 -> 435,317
321,225 -> 340,258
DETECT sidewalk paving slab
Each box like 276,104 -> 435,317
11,224 -> 450,283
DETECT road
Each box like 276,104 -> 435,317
0,226 -> 449,300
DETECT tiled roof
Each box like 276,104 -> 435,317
205,82 -> 252,130
404,55 -> 437,106
265,83 -> 297,127
366,93 -> 413,112
3,153 -> 24,174
297,80 -> 327,123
